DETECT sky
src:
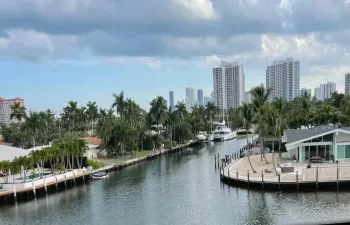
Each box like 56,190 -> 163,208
1,0 -> 350,111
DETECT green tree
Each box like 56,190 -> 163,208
240,103 -> 256,173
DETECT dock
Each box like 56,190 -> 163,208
220,153 -> 350,191
0,142 -> 194,201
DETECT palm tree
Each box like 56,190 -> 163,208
175,101 -> 187,122
273,97 -> 288,158
150,96 -> 168,148
63,101 -> 79,131
86,101 -> 98,136
251,84 -> 271,163
112,91 -> 125,121
264,107 -> 278,174
23,112 -> 44,147
205,101 -> 217,134
240,103 -> 256,173
10,101 -> 27,122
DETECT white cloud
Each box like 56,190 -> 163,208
0,29 -> 77,61
260,34 -> 339,61
205,55 -> 220,66
175,0 -> 216,19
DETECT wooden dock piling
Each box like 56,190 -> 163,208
296,171 -> 299,190
316,166 -> 319,189
337,165 -> 339,189
247,170 -> 250,187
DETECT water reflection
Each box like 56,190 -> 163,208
1,136 -> 350,225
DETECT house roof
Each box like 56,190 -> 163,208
81,137 -> 102,145
284,126 -> 338,144
284,125 -> 350,146
0,145 -> 30,161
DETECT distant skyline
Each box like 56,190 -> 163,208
1,1 -> 350,111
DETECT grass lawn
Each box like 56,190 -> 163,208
135,150 -> 152,158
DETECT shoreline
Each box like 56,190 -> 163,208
0,142 -> 196,203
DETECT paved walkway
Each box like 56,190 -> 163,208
224,153 -> 350,183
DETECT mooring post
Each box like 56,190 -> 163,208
236,168 -> 238,181
55,175 -> 58,189
261,171 -> 264,189
296,171 -> 299,190
278,174 -> 281,190
13,183 -> 17,200
247,170 -> 250,187
228,167 -> 230,180
215,155 -> 216,166
337,165 -> 339,189
32,179 -> 36,196
44,177 -> 47,193
316,166 -> 319,189
64,174 -> 67,188
73,170 -> 76,184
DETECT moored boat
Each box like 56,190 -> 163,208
92,171 -> 109,179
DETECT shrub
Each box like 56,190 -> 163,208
88,160 -> 102,170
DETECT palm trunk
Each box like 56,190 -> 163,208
32,137 -> 36,147
272,137 -> 277,174
71,155 -> 74,169
247,130 -> 256,173
259,129 -> 268,164
278,138 -> 282,159
80,154 -> 83,169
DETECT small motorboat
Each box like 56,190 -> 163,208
91,171 -> 109,179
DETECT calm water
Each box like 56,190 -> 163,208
1,138 -> 350,225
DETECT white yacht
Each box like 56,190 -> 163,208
196,131 -> 208,142
212,121 -> 237,141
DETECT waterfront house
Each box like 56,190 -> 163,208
81,137 -> 106,158
282,125 -> 350,163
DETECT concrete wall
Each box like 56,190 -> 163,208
2,170 -> 84,190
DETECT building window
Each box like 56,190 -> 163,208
337,145 -> 350,159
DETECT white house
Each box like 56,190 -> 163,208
282,125 -> 350,163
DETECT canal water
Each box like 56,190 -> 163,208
1,137 -> 350,225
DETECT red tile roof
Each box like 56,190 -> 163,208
0,142 -> 12,146
81,137 -> 102,145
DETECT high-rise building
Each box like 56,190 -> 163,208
169,91 -> 174,112
300,88 -> 312,97
213,61 -> 245,109
0,97 -> 25,125
314,82 -> 336,101
185,87 -> 196,112
243,91 -> 251,104
204,96 -> 211,106
197,89 -> 204,106
345,74 -> 350,96
266,57 -> 300,102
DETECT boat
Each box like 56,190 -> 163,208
196,131 -> 208,142
92,171 -> 109,179
212,121 -> 237,141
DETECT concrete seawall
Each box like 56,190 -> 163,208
0,142 -> 195,202
220,154 -> 350,191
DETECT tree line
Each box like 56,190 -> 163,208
1,86 -> 348,169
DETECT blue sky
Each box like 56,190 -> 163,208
1,0 -> 350,111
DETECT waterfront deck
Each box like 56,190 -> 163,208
221,153 -> 350,190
